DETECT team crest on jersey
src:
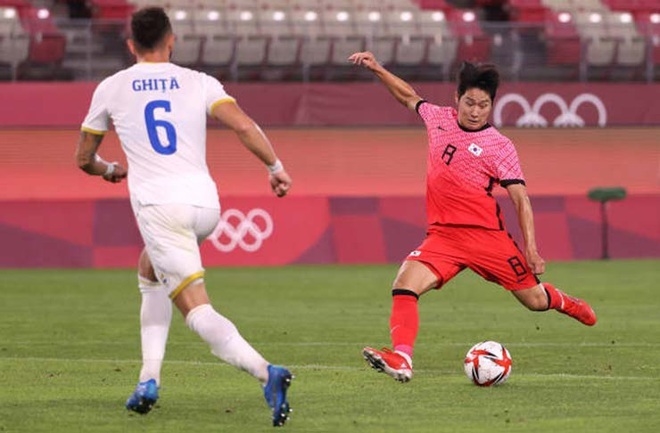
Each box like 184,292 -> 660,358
468,143 -> 483,157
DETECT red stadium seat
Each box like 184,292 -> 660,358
90,0 -> 134,20
0,0 -> 30,9
414,0 -> 453,12
633,11 -> 660,36
508,0 -> 547,24
603,0 -> 660,13
447,9 -> 491,65
6,5 -> 69,79
544,11 -> 582,77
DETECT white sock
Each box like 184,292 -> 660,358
186,304 -> 269,383
138,276 -> 172,385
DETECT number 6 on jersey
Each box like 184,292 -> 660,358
144,100 -> 177,155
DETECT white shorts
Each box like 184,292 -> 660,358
134,203 -> 220,298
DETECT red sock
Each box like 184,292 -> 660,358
390,289 -> 419,358
543,283 -> 564,310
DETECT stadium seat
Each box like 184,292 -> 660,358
415,0 -> 452,12
171,32 -> 203,66
0,0 -> 30,12
320,9 -> 355,36
426,33 -> 457,80
265,34 -> 303,80
508,0 -> 547,24
384,9 -> 419,38
544,11 -> 582,78
391,35 -> 427,80
319,0 -> 353,12
632,11 -> 660,81
299,35 -> 331,81
353,9 -> 388,37
603,0 -> 660,14
313,7 -> 367,80
225,0 -> 258,10
367,34 -> 396,66
257,0 -> 289,10
585,35 -> 616,67
0,5 -> 21,31
289,8 -> 321,37
326,34 -> 366,80
200,33 -> 235,79
225,7 -> 259,37
574,11 -> 616,78
90,0 -> 134,20
0,7 -> 29,80
167,8 -> 196,34
608,12 -> 646,73
11,6 -> 69,79
418,9 -> 448,36
447,9 -> 491,65
233,34 -> 268,80
192,7 -> 225,35
257,7 -> 289,34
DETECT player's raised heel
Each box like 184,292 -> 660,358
125,378 -> 159,414
362,347 -> 413,383
263,365 -> 293,427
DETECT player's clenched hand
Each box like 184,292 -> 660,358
270,170 -> 292,197
526,250 -> 546,275
102,163 -> 128,183
348,51 -> 380,71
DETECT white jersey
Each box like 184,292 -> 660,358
81,62 -> 235,209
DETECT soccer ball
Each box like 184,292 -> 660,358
463,341 -> 512,387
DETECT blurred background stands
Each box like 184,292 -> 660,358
1,0 -> 659,82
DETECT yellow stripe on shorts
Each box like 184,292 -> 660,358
169,271 -> 205,300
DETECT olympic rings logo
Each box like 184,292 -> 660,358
207,208 -> 274,253
493,93 -> 607,127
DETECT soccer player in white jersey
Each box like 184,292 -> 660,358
75,7 -> 293,427
348,51 -> 597,383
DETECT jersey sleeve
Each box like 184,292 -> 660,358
203,73 -> 236,115
81,80 -> 110,134
417,102 -> 454,130
416,100 -> 435,125
496,138 -> 525,186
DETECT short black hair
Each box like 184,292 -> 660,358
456,61 -> 500,101
130,7 -> 172,53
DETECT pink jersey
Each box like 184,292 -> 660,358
417,102 -> 525,230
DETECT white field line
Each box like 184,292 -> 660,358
0,357 -> 656,381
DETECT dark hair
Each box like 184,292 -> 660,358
456,61 -> 500,101
130,7 -> 172,52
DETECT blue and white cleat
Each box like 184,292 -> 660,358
125,378 -> 159,414
263,365 -> 293,427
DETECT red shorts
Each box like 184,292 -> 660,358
405,225 -> 540,291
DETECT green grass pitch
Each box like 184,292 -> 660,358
1,260 -> 659,432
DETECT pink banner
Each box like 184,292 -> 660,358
1,82 -> 660,127
0,195 -> 657,268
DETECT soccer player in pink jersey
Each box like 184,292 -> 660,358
349,51 -> 597,383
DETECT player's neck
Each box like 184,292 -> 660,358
136,48 -> 171,64
136,53 -> 169,63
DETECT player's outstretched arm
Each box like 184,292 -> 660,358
75,131 -> 127,183
211,100 -> 292,197
348,51 -> 423,111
